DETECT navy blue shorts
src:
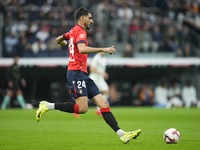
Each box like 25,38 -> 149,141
67,70 -> 101,100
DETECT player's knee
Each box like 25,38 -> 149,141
104,100 -> 110,107
16,90 -> 22,95
7,91 -> 13,97
79,106 -> 88,114
99,100 -> 110,108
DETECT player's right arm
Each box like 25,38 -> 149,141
90,67 -> 109,80
56,35 -> 68,46
78,43 -> 116,55
90,67 -> 102,75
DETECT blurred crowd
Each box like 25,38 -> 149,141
109,77 -> 200,108
0,0 -> 200,58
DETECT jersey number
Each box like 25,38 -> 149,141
77,81 -> 86,89
69,38 -> 74,56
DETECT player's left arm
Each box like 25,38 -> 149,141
90,67 -> 101,75
78,43 -> 116,55
90,67 -> 109,80
56,35 -> 68,46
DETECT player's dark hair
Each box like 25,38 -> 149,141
75,7 -> 91,20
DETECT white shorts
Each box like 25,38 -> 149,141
170,97 -> 183,106
89,75 -> 109,92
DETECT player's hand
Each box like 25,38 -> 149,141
21,78 -> 26,87
58,40 -> 68,46
105,45 -> 116,55
103,72 -> 109,80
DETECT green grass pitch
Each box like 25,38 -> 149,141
0,107 -> 200,150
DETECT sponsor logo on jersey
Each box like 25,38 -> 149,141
79,34 -> 85,39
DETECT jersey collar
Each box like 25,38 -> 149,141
76,24 -> 85,30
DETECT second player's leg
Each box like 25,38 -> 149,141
101,90 -> 109,102
93,78 -> 109,115
91,94 -> 109,109
16,89 -> 26,109
91,94 -> 120,132
1,90 -> 13,109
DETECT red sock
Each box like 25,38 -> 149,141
100,107 -> 110,112
74,104 -> 79,114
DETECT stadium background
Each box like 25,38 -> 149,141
0,0 -> 200,107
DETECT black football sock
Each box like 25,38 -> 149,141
55,102 -> 79,113
100,107 -> 120,132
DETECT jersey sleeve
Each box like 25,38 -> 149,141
63,32 -> 69,40
76,30 -> 87,45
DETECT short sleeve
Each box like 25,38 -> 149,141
63,32 -> 69,40
76,30 -> 87,45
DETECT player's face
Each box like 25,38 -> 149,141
84,13 -> 93,30
14,57 -> 19,64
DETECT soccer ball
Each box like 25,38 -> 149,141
163,128 -> 180,144
25,103 -> 33,109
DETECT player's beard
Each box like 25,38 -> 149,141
85,22 -> 90,30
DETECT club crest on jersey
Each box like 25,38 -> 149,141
79,90 -> 82,94
79,34 -> 85,39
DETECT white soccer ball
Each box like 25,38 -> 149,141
163,128 -> 180,144
25,103 -> 34,109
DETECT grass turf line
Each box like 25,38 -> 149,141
0,107 -> 200,150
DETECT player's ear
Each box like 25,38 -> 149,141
80,16 -> 84,22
